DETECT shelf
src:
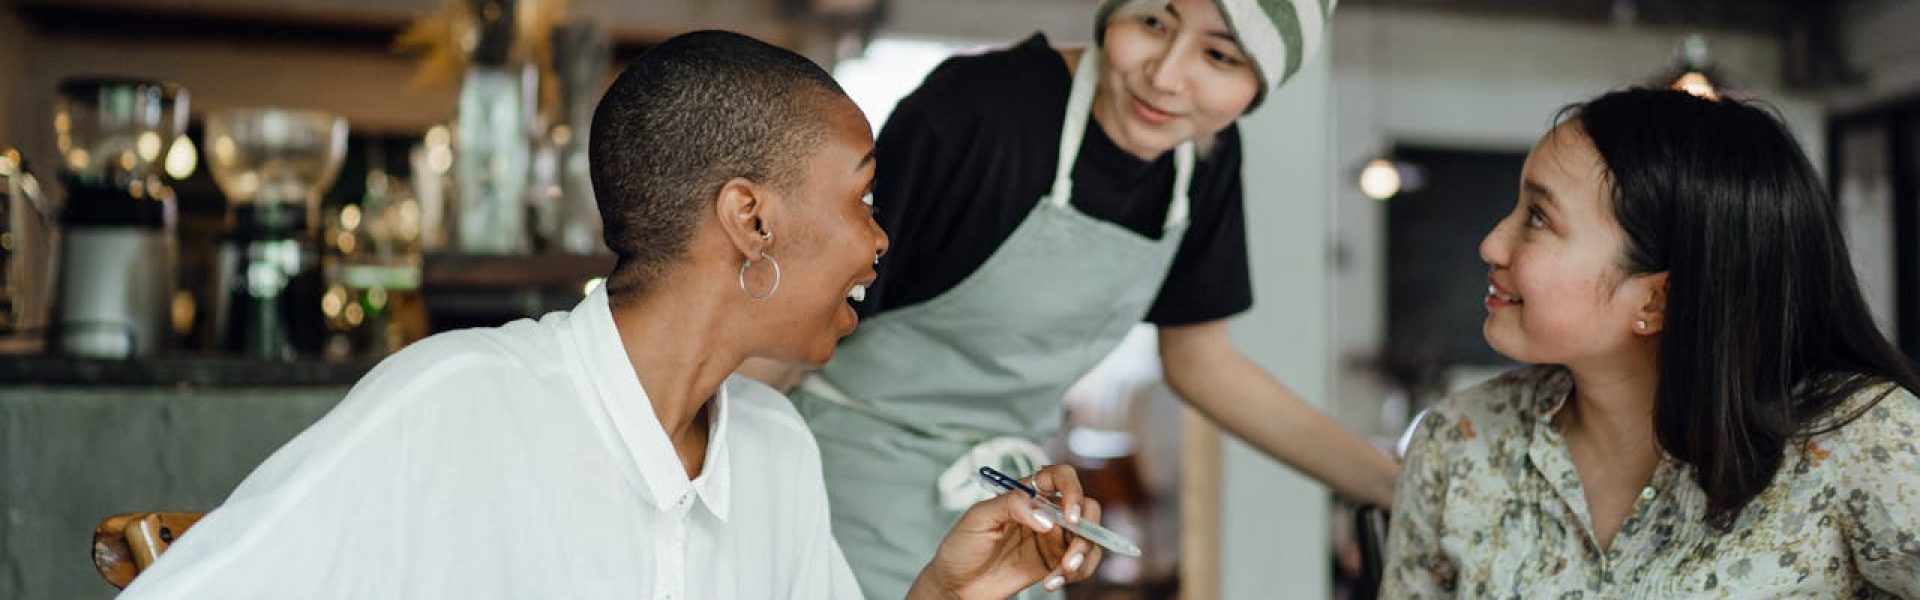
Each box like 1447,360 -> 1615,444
421,252 -> 615,289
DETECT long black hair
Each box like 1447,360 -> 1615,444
1570,88 -> 1920,520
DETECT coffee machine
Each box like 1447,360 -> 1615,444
51,78 -> 187,359
204,108 -> 347,359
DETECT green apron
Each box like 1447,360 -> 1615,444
791,47 -> 1195,599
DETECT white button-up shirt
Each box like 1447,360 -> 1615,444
122,288 -> 862,599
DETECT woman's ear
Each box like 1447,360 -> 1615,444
715,177 -> 775,258
1632,272 -> 1668,335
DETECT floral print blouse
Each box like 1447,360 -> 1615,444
1383,365 -> 1920,599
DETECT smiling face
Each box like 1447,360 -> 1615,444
1094,0 -> 1261,160
752,96 -> 889,367
1479,122 -> 1662,367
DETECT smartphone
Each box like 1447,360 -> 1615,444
977,466 -> 1142,558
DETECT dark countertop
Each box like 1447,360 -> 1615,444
0,354 -> 379,387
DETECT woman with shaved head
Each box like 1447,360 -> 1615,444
117,30 -> 1103,600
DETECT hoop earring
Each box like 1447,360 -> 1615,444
738,253 -> 782,300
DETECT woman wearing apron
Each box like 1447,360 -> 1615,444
750,0 -> 1397,596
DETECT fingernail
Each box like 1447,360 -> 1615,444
1043,574 -> 1065,591
1066,504 -> 1081,524
1031,509 -> 1055,531
1066,552 -> 1085,571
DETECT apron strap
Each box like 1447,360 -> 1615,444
800,374 -> 976,444
1047,48 -> 1197,232
1048,49 -> 1103,204
1168,143 -> 1194,230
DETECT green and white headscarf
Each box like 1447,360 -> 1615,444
1095,0 -> 1335,109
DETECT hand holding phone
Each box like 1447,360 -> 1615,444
977,466 -> 1142,557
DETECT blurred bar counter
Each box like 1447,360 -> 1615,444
0,253 -> 611,599
1,383 -> 348,599
0,354 -> 377,386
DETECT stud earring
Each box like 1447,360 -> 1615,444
1635,320 -> 1648,331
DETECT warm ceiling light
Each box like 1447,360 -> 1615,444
1658,33 -> 1727,101
164,136 -> 198,180
1670,71 -> 1719,100
1359,158 -> 1402,200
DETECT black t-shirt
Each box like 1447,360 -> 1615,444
862,32 -> 1253,326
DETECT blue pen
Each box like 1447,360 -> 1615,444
977,466 -> 1143,557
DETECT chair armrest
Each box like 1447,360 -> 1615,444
92,511 -> 205,589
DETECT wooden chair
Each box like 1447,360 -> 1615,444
92,511 -> 205,589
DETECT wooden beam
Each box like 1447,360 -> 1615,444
12,1 -> 667,58
1181,407 -> 1222,600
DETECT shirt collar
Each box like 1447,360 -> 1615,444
1533,367 -> 1575,426
566,287 -> 733,521
694,380 -> 733,520
1528,365 -> 1682,480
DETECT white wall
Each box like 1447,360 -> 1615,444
1326,6 -> 1828,437
1836,127 -> 1898,336
854,0 -> 1103,131
1223,37 -> 1335,600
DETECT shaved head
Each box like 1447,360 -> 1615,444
589,30 -> 850,296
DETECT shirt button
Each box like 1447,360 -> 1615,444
1639,486 -> 1657,501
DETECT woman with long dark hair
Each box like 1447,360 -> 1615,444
1384,88 -> 1920,597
